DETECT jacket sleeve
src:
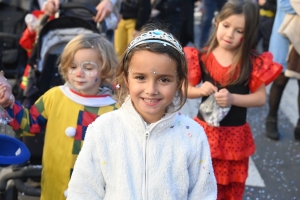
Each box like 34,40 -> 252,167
278,0 -> 296,14
67,122 -> 106,200
187,126 -> 217,200
184,47 -> 202,86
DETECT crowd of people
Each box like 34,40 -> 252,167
0,0 -> 299,199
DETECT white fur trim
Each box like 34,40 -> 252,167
65,127 -> 76,137
284,69 -> 300,80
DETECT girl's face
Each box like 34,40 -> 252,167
216,14 -> 245,52
127,50 -> 179,124
67,48 -> 103,95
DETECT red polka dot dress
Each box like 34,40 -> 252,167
184,47 -> 282,200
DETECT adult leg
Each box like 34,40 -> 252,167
260,17 -> 274,52
255,22 -> 263,52
165,12 -> 183,41
215,0 -> 227,11
266,73 -> 289,140
288,48 -> 300,140
199,0 -> 216,48
114,19 -> 128,59
294,80 -> 300,141
125,19 -> 137,45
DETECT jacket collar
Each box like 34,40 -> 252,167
120,96 -> 179,134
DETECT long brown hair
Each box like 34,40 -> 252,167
205,0 -> 259,86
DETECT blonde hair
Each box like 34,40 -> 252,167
59,33 -> 118,85
116,24 -> 188,111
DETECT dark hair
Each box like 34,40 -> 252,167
205,0 -> 259,86
116,23 -> 188,111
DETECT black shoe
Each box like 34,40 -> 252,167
266,117 -> 280,140
294,125 -> 300,141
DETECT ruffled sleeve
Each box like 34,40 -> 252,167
184,47 -> 202,86
249,52 -> 283,93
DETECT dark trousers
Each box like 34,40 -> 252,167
199,0 -> 227,48
256,16 -> 275,52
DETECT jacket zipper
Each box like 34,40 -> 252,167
143,128 -> 150,200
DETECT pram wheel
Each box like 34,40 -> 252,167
4,181 -> 18,200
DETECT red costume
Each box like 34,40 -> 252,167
184,47 -> 282,200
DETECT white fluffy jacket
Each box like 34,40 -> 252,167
67,97 -> 217,200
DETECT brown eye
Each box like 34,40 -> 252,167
136,76 -> 145,80
160,78 -> 170,83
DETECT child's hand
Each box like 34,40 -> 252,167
0,82 -> 14,108
215,88 -> 233,107
43,0 -> 59,16
199,81 -> 218,96
94,0 -> 113,23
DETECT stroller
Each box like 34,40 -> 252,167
0,3 -> 103,200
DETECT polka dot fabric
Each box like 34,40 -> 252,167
195,118 -> 255,161
184,47 -> 202,86
217,182 -> 246,200
213,158 -> 249,185
195,118 -> 252,200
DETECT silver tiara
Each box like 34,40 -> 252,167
124,29 -> 184,60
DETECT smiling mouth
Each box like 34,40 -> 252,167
142,98 -> 160,103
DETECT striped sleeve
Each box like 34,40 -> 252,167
7,97 -> 47,136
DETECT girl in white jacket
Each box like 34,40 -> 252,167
67,24 -> 217,200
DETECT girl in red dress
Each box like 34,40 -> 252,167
184,0 -> 282,199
